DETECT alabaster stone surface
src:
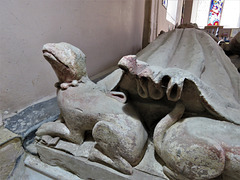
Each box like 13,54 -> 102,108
36,28 -> 240,180
37,42 -> 148,175
35,138 -> 168,180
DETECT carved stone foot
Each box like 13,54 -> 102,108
88,145 -> 133,175
36,122 -> 84,144
118,55 -> 185,102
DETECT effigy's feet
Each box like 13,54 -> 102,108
118,55 -> 185,102
36,122 -> 84,144
88,145 -> 133,175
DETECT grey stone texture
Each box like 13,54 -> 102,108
36,28 -> 240,179
36,140 -> 167,180
3,97 -> 59,137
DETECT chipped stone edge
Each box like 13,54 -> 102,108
36,143 -> 168,180
24,154 -> 82,180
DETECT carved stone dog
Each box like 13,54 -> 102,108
36,42 -> 147,174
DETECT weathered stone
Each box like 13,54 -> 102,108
36,142 -> 167,180
54,139 -> 94,157
3,97 -> 59,137
37,42 -> 148,175
135,140 -> 168,178
40,135 -> 60,146
36,28 -> 240,179
116,29 -> 240,126
114,28 -> 240,179
0,127 -> 23,179
24,154 -> 82,180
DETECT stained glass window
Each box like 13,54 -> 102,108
207,0 -> 224,26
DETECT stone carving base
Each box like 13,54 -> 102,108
24,154 -> 81,180
36,139 -> 168,180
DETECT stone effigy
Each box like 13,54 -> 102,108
37,42 -> 148,175
36,28 -> 240,180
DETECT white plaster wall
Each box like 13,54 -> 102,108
0,0 -> 145,115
